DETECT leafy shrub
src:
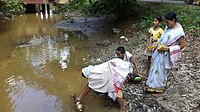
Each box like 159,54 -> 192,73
57,0 -> 139,16
132,3 -> 200,36
0,0 -> 24,20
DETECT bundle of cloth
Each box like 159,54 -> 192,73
82,58 -> 133,100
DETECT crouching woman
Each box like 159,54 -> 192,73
76,58 -> 133,111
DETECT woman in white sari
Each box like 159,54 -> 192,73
146,12 -> 186,93
76,58 -> 133,111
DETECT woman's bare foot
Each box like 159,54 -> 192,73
75,97 -> 81,104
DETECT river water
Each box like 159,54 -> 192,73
0,13 -> 119,112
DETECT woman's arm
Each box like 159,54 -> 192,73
178,36 -> 185,49
162,36 -> 185,51
130,56 -> 140,75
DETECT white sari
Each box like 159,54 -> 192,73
146,23 -> 185,90
82,58 -> 133,100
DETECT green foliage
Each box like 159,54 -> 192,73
0,0 -> 24,20
57,0 -> 139,16
132,3 -> 200,35
56,0 -> 85,12
85,0 -> 139,16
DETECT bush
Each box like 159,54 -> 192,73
132,3 -> 200,36
57,0 -> 139,16
0,0 -> 24,20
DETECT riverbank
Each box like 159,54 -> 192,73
55,3 -> 200,112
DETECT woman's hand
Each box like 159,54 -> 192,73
162,46 -> 169,52
157,44 -> 164,53
157,44 -> 169,53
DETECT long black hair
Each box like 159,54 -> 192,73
165,11 -> 178,22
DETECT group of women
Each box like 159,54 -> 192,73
75,11 -> 186,112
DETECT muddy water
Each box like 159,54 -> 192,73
0,14 -> 119,112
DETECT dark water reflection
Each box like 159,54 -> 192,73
0,13 -> 119,112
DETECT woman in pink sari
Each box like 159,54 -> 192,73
146,12 -> 186,93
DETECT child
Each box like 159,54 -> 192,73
143,16 -> 163,76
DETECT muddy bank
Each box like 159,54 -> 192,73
54,13 -> 200,112
54,16 -> 117,37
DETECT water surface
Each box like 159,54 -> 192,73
0,13 -> 119,112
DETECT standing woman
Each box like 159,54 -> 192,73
146,12 -> 186,93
